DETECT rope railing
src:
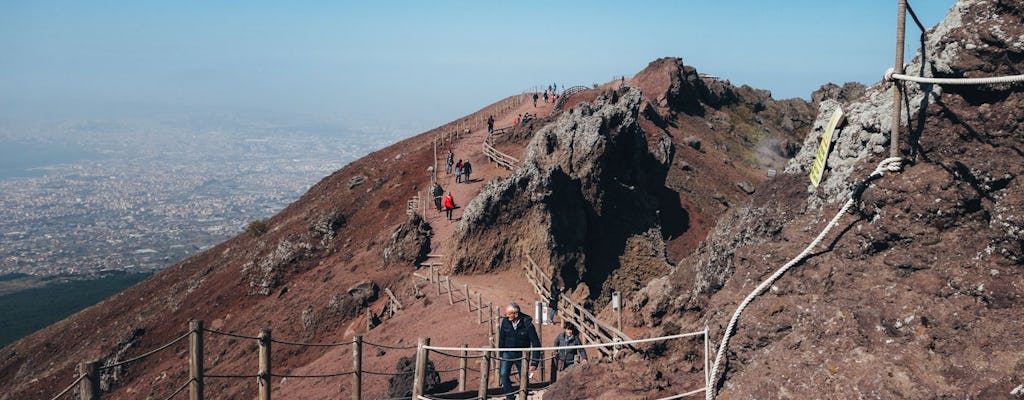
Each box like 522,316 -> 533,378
269,337 -> 355,347
706,157 -> 903,399
205,373 -> 260,379
271,371 -> 355,379
203,327 -> 261,341
887,71 -> 1024,85
99,331 -> 190,371
160,378 -> 193,400
424,330 -> 706,353
363,340 -> 418,350
49,374 -> 86,400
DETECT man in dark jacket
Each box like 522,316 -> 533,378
498,303 -> 541,400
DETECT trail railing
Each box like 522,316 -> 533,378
414,329 -> 710,400
523,254 -> 637,358
553,85 -> 592,109
482,127 -> 520,171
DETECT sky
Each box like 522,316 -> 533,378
0,1 -> 958,136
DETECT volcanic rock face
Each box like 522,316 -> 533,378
643,0 -> 1024,398
452,87 -> 674,300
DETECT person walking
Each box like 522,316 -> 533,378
462,160 -> 472,183
487,115 -> 495,134
455,159 -> 463,183
445,150 -> 454,174
442,192 -> 455,221
547,280 -> 560,324
498,303 -> 541,400
431,183 -> 444,212
553,323 -> 588,370
533,92 -> 539,107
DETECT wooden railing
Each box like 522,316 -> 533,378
482,127 -> 520,170
553,85 -> 591,109
523,255 -> 636,358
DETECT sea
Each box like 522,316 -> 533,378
0,140 -> 99,180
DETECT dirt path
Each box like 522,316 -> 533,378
280,94 -> 561,399
422,95 -> 555,250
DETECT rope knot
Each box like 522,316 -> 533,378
884,67 -> 896,82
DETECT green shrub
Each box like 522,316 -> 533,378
247,220 -> 269,237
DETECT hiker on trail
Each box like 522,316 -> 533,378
455,159 -> 463,183
446,150 -> 454,174
533,92 -> 539,107
498,303 -> 541,400
431,183 -> 444,212
543,91 -> 549,103
547,280 -> 560,324
514,114 -> 520,125
462,160 -> 472,183
487,115 -> 495,134
442,192 -> 455,221
554,323 -> 588,371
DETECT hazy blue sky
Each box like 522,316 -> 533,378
1,1 -> 957,135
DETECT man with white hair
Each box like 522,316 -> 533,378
498,302 -> 541,400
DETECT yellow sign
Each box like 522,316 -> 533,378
809,107 -> 843,188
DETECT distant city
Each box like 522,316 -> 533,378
0,115 -> 405,277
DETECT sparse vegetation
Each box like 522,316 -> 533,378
247,219 -> 269,237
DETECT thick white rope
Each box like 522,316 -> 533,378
424,329 -> 705,353
885,68 -> 1024,85
706,157 -> 903,400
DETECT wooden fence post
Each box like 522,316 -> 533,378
892,0 -> 908,158
78,361 -> 100,400
353,335 -> 362,400
549,356 -> 558,383
478,351 -> 490,399
464,284 -> 471,312
477,293 -> 483,323
446,277 -> 454,305
517,351 -> 531,400
258,328 -> 272,400
488,302 -> 495,339
458,344 -> 468,392
189,320 -> 204,400
412,337 -> 429,399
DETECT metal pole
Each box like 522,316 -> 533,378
478,351 -> 491,399
458,344 -> 468,392
78,361 -> 100,400
353,335 -> 362,400
258,328 -> 272,400
891,0 -> 908,158
412,337 -> 430,399
189,320 -> 204,400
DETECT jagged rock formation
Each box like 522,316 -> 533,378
452,87 -> 674,300
637,0 -> 1024,398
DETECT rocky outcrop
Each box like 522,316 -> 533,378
452,87 -> 674,300
640,1 -> 1024,398
381,213 -> 432,268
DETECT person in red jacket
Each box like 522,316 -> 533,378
442,192 -> 455,221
